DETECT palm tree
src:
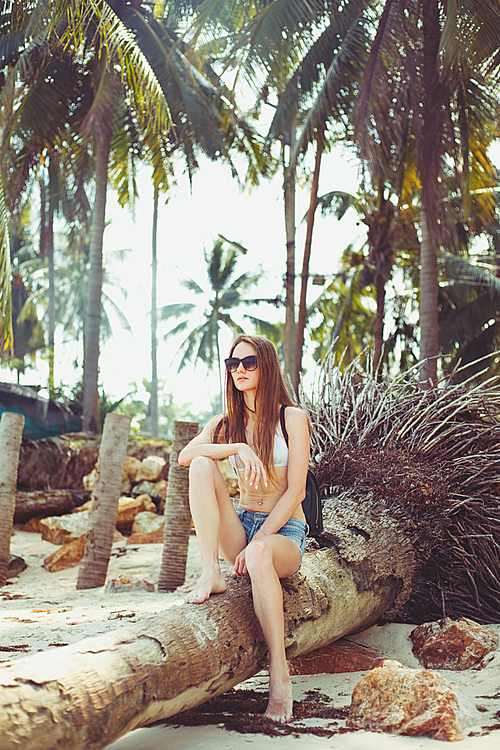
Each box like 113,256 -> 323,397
1,1 -> 238,433
1,2 -> 168,428
159,237 -> 267,402
211,0 -> 500,386
182,1 -> 375,386
355,0 -> 500,384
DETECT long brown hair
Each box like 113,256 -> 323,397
214,334 -> 295,481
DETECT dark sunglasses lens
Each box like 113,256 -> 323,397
243,356 -> 258,371
225,358 -> 239,372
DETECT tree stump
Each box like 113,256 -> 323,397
76,414 -> 131,590
158,420 -> 199,591
0,412 -> 25,586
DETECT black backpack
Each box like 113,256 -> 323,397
279,405 -> 323,536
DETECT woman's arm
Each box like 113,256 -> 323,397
252,407 -> 310,539
178,416 -> 268,488
178,416 -> 237,465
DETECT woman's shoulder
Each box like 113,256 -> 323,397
281,404 -> 308,430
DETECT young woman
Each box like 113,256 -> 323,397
178,334 -> 310,724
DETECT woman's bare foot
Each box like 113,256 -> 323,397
264,670 -> 293,723
184,571 -> 227,604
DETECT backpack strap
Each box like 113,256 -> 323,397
279,404 -> 289,446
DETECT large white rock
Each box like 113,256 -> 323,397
135,455 -> 166,482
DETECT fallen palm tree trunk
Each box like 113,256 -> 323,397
2,353 -> 499,749
14,489 -> 76,522
0,496 -> 413,750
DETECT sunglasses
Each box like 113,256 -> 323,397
224,355 -> 258,373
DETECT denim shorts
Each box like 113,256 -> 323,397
236,509 -> 308,561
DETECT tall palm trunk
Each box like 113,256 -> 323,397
373,255 -> 386,377
150,185 -> 159,438
283,120 -> 296,383
419,206 -> 439,383
47,157 -> 57,398
83,126 -> 111,433
295,135 -> 323,390
158,420 -> 199,591
76,413 -> 131,590
366,187 -> 395,378
418,0 -> 443,385
0,412 -> 24,586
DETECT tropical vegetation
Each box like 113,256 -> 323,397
1,0 -> 500,434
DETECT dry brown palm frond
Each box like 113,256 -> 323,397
301,350 -> 500,624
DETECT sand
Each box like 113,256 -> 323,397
2,527 -> 500,749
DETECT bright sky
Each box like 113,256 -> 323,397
6,143 -> 365,417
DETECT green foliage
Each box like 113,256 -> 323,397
439,251 -> 500,382
116,378 -> 206,438
310,261 -> 375,368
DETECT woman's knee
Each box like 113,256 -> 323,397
246,539 -> 274,578
189,455 -> 218,481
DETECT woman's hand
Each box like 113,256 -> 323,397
233,548 -> 248,577
237,444 -> 268,490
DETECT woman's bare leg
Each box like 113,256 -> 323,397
185,456 -> 246,604
245,536 -> 301,723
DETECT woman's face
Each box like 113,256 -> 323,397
230,341 -> 260,393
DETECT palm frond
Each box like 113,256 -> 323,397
158,302 -> 197,319
315,190 -> 358,221
120,7 -> 229,172
66,0 -> 172,135
273,3 -> 372,159
181,277 -> 205,295
228,0 -> 325,89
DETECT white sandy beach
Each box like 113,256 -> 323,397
2,527 -> 500,750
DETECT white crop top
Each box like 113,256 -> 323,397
228,429 -> 289,471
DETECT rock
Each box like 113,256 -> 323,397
127,511 -> 164,544
218,458 -> 239,496
153,479 -> 167,501
116,494 -> 156,532
104,575 -> 155,593
410,617 -> 499,670
131,480 -> 167,506
7,555 -> 27,579
127,529 -> 164,544
123,455 -> 141,482
347,659 -> 479,741
135,455 -> 166,482
82,468 -> 97,490
289,638 -> 385,675
131,511 -> 164,535
21,517 -> 44,533
72,500 -> 93,513
39,512 -> 91,545
121,477 -> 132,494
43,536 -> 85,572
